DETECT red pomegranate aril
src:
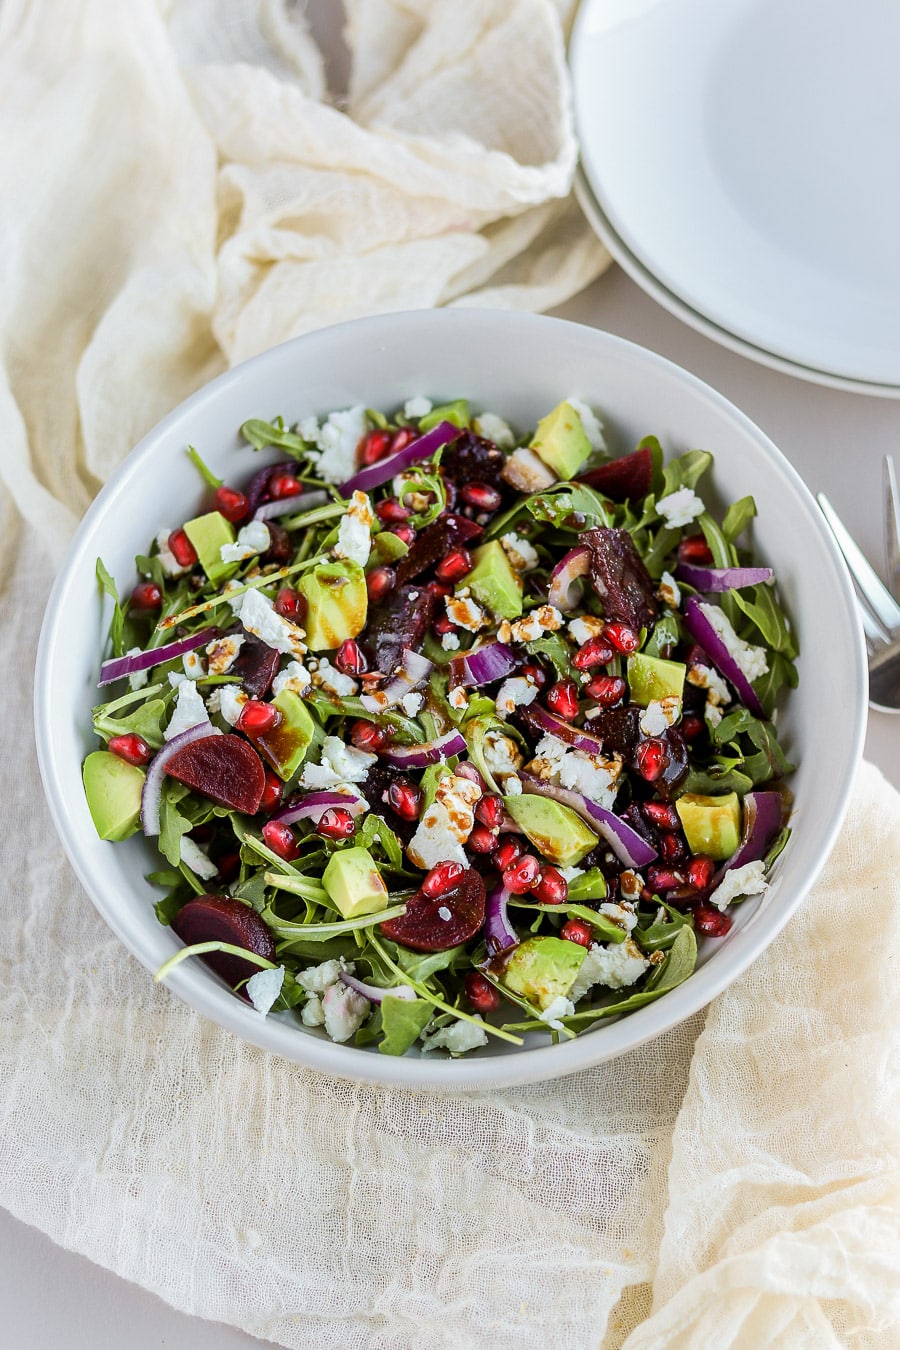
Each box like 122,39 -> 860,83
237,699 -> 281,736
350,720 -> 386,752
433,612 -> 457,637
366,565 -> 396,605
603,622 -> 640,654
375,497 -> 411,525
260,769 -> 283,813
390,524 -> 416,546
586,674 -> 627,706
572,636 -> 614,670
421,861 -> 466,899
214,485 -> 249,523
391,427 -> 416,453
521,661 -> 549,690
646,864 -> 684,893
360,429 -> 392,465
435,549 -> 473,584
108,733 -> 151,767
636,737 -> 667,782
494,837 -> 524,872
531,865 -> 568,906
467,824 -> 498,854
692,901 -> 732,937
316,807 -> 356,840
460,481 -> 502,512
502,854 -> 540,895
168,528 -> 197,568
464,970 -> 501,1013
424,579 -> 451,601
274,586 -> 304,621
268,472 -> 302,500
642,800 -> 681,830
474,793 -> 504,829
262,820 -> 300,861
546,678 -> 580,721
335,639 -> 367,676
388,779 -> 423,822
681,714 -> 705,742
561,918 -> 593,948
658,831 -> 686,864
686,855 -> 716,890
678,534 -> 714,566
130,581 -> 162,610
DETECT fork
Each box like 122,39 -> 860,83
817,456 -> 900,714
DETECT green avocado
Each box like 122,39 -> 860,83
501,936 -> 586,1011
323,846 -> 389,919
465,541 -> 523,620
502,794 -> 598,867
418,399 -> 470,431
368,531 -> 409,569
254,689 -> 315,781
182,510 -> 237,585
529,400 -> 592,480
627,653 -> 686,707
297,560 -> 368,650
83,750 -> 146,842
675,792 -> 741,861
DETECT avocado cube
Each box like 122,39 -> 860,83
368,531 -> 409,570
627,653 -> 686,707
83,750 -> 146,841
503,794 -> 598,867
675,792 -> 742,861
254,689 -> 315,782
183,511 -> 238,585
323,846 -> 389,919
529,401 -> 592,480
297,560 -> 368,651
465,541 -> 523,620
419,399 -> 470,431
502,936 -> 586,1011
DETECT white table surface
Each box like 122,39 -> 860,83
6,265 -> 899,1346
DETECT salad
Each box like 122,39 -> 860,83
84,396 -> 796,1057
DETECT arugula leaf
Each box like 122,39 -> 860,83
379,997 -> 434,1056
661,449 -> 712,496
712,708 -> 794,782
390,944 -> 466,983
697,511 -> 738,569
527,484 -> 613,530
158,782 -> 194,868
633,901 -> 694,952
752,650 -> 799,718
722,495 -> 757,542
186,445 -> 222,490
240,417 -> 310,458
356,813 -> 405,871
642,524 -> 681,579
154,891 -> 187,926
682,763 -> 755,796
524,634 -> 573,679
134,553 -> 166,589
643,610 -> 682,659
93,698 -> 167,749
567,927 -> 698,1023
731,584 -> 798,658
96,558 -> 126,658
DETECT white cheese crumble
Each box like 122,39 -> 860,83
688,662 -> 732,707
322,982 -> 370,1042
155,529 -> 189,578
307,406 -> 369,484
401,691 -> 424,716
699,603 -> 770,682
407,773 -> 480,869
179,835 -> 218,880
658,570 -> 681,609
445,590 -> 487,633
473,411 -> 515,449
499,605 -> 563,644
705,701 -> 724,728
640,696 -> 682,737
207,683 -> 248,727
299,736 -> 375,790
567,615 -> 606,646
565,397 -> 606,452
420,1016 -> 489,1054
403,395 -> 433,419
220,520 -> 270,564
300,993 -> 326,1027
598,901 -> 638,933
656,487 -> 705,529
205,634 -> 244,676
448,687 -> 469,711
505,776 -> 523,796
125,648 -> 149,692
538,994 -> 576,1030
334,490 -> 374,567
482,730 -> 523,782
181,650 -> 205,680
528,733 -> 621,810
501,447 -> 556,493
495,676 -> 538,718
164,680 -> 209,740
441,631 -> 461,651
619,871 -> 644,901
246,965 -> 285,1017
296,959 -> 343,993
500,532 -> 540,573
569,938 -> 650,1001
310,656 -> 357,697
239,586 -> 306,659
709,860 -> 769,912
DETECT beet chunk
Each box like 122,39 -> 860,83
171,894 -> 276,989
587,705 -> 642,759
358,765 -> 417,846
362,584 -> 434,675
230,630 -> 281,698
577,447 -> 653,501
395,514 -> 483,585
440,430 -> 506,489
584,527 -> 659,631
165,734 -> 266,813
381,868 -> 486,952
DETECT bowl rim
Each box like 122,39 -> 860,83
33,308 -> 868,1090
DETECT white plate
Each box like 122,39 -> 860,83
575,167 -> 900,399
571,0 -> 900,386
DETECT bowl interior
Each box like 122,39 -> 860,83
34,310 -> 866,1089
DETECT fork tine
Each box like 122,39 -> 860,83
884,455 -> 900,602
817,492 -> 900,633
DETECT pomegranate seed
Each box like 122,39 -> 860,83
636,737 -> 667,782
692,902 -> 732,937
388,779 -> 423,821
681,714 -> 705,741
360,429 -> 392,465
494,838 -> 524,872
686,855 -> 716,890
316,807 -> 356,840
108,733 -> 151,767
572,636 -> 614,670
646,864 -> 684,894
561,918 -> 593,948
432,613 -> 456,637
168,528 -> 197,568
464,970 -> 501,1013
460,481 -> 502,512
424,579 -> 451,601
391,427 -> 416,453
237,699 -> 281,735
366,565 -> 396,604
435,549 -> 473,584
467,824 -> 498,854
268,472 -> 302,500
375,497 -> 411,524
585,674 -> 627,706
658,831 -> 686,864
389,524 -> 416,546
531,865 -> 568,905
546,679 -> 579,721
350,720 -> 387,752
503,854 -> 540,895
642,801 -> 681,830
130,581 -> 162,610
262,820 -> 300,862
335,639 -> 367,676
474,794 -> 504,829
521,661 -> 549,689
274,586 -> 304,621
260,769 -> 283,813
603,622 -> 640,654
421,862 -> 465,898
214,485 -> 249,523
678,534 -> 713,565
215,848 -> 241,883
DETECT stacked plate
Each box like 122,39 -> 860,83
570,0 -> 900,398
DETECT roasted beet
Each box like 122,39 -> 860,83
439,430 -> 506,490
262,520 -> 292,563
631,727 -> 688,801
171,894 -> 276,988
359,764 -> 416,846
165,734 -> 266,813
230,630 -> 281,698
584,528 -> 658,631
620,801 -> 657,848
246,460 -> 294,516
362,584 -> 434,675
577,447 -> 653,501
395,514 -> 483,585
578,704 -> 641,759
380,867 -> 486,952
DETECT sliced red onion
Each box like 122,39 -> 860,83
339,421 -> 459,495
360,647 -> 433,714
682,596 -> 766,717
455,761 -> 485,789
718,791 -> 784,878
140,720 -> 222,837
484,883 -> 517,955
253,490 -> 329,521
522,703 -> 605,756
519,773 -> 657,868
383,728 -> 467,769
99,628 -> 218,686
548,546 -> 590,611
273,790 -> 368,826
339,972 -> 416,1003
676,562 -> 773,592
448,641 -> 519,687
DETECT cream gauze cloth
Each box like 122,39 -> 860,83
1,2 -> 899,1348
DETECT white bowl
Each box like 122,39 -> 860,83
34,310 -> 867,1090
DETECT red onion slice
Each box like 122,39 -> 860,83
253,490 -> 329,521
682,597 -> 766,717
448,642 -> 518,687
676,562 -> 773,592
523,704 -> 605,756
338,971 -> 417,1004
360,648 -> 433,714
484,883 -> 517,955
99,628 -> 218,686
718,790 -> 784,878
519,773 -> 657,868
339,421 -> 459,495
382,729 -> 467,769
273,790 -> 368,826
548,546 -> 590,611
140,720 -> 223,837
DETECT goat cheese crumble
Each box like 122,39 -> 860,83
709,860 -> 769,912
